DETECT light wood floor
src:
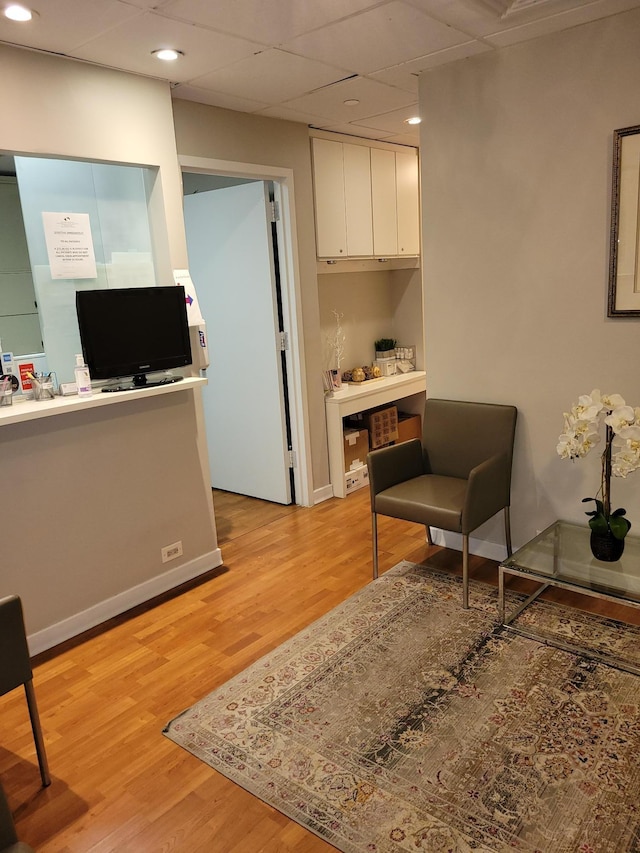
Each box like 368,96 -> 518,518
1,490 -> 638,851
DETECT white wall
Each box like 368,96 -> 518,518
419,9 -> 640,551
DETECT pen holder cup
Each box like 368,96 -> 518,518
32,376 -> 56,401
0,386 -> 12,407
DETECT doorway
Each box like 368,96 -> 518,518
180,156 -> 311,508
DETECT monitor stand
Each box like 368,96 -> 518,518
101,373 -> 184,393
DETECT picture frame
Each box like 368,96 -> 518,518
608,124 -> 640,317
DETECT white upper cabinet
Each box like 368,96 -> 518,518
312,136 -> 419,260
343,143 -> 373,257
371,148 -> 398,257
312,138 -> 348,258
396,149 -> 420,255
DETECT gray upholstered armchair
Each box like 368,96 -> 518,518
366,398 -> 517,608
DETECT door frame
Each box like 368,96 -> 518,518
179,155 -> 312,507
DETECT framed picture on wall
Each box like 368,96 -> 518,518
608,124 -> 640,317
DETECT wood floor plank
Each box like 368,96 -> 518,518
2,486 -> 632,851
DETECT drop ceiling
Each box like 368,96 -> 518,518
1,0 -> 639,147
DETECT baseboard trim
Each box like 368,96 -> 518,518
28,549 -> 223,656
314,484 -> 334,504
430,530 -> 507,563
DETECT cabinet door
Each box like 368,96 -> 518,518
396,150 -> 420,255
371,148 -> 398,256
312,138 -> 347,257
343,143 -> 373,256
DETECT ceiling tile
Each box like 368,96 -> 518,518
402,0 -> 506,37
281,0 -> 471,75
314,122 -> 398,140
368,66 -> 420,94
355,105 -> 423,133
255,105 -> 336,126
485,0 -> 640,45
380,130 -> 421,146
71,11 -> 265,81
121,0 -> 174,7
188,49 -> 349,104
388,40 -> 493,75
4,0 -> 639,147
405,0 -> 640,39
0,0 -> 142,54
158,0 -> 383,44
171,85 -> 269,113
283,76 -> 417,124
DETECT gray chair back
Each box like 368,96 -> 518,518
0,596 -> 51,788
422,398 -> 517,483
0,597 -> 33,697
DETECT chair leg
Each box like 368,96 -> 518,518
24,680 -> 51,787
425,525 -> 433,546
372,513 -> 379,580
504,506 -> 513,557
462,534 -> 469,609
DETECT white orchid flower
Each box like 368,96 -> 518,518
601,392 -> 626,410
605,405 -> 636,433
576,390 -> 603,421
612,445 -> 640,477
616,424 -> 640,441
558,391 -> 638,477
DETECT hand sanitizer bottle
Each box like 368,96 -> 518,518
74,354 -> 92,398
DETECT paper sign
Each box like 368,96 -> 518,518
173,269 -> 204,326
42,212 -> 98,280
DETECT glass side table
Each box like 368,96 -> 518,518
498,520 -> 640,674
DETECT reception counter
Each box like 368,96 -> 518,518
1,377 -> 221,654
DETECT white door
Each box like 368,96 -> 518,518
184,181 -> 292,504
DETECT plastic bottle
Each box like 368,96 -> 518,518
74,354 -> 92,398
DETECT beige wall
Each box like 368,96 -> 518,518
3,392 -> 218,643
172,99 -> 330,492
419,9 -> 640,552
318,268 -> 423,373
1,45 -> 219,649
2,46 -> 190,270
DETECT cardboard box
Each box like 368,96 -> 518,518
349,405 -> 398,449
344,464 -> 370,495
396,412 -> 422,444
343,428 -> 369,472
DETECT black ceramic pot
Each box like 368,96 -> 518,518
590,530 -> 625,562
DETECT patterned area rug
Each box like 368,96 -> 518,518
164,561 -> 640,852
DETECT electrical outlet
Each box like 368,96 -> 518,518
161,540 -> 183,563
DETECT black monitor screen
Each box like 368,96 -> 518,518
75,286 -> 192,384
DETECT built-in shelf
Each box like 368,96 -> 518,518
325,371 -> 426,498
0,375 -> 207,428
317,257 -> 420,275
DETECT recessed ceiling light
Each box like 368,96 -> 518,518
152,48 -> 184,62
343,99 -> 360,106
4,4 -> 35,21
405,116 -> 422,125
